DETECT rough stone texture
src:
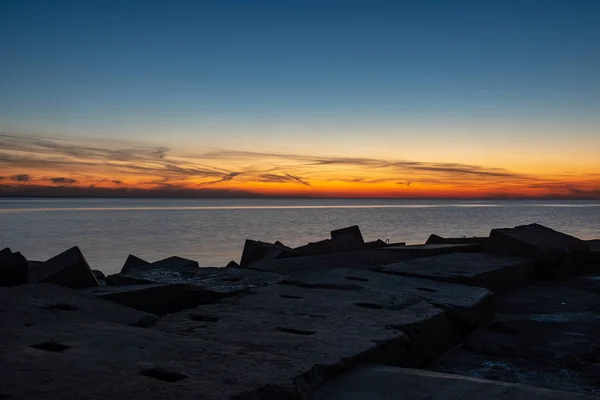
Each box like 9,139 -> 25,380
121,254 -> 150,273
103,266 -> 283,295
157,268 -> 493,370
309,365 -> 598,400
330,225 -> 364,243
429,275 -> 600,396
485,223 -> 590,278
378,253 -> 535,293
280,268 -> 494,330
28,246 -> 99,289
0,319 -> 335,399
0,283 -> 157,327
426,234 -> 488,250
0,249 -> 28,286
240,239 -> 298,267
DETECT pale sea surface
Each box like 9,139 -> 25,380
1,198 -> 599,275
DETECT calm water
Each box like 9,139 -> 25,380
1,198 -> 599,275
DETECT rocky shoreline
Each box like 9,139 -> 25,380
1,223 -> 599,399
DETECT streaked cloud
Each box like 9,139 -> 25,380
0,132 -> 598,198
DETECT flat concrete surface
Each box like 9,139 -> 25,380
281,268 -> 494,329
429,275 -> 600,396
0,283 -> 156,327
157,268 -> 493,371
309,365 -> 599,400
0,319 -> 317,400
378,252 -> 535,293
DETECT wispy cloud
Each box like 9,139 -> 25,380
0,132 -> 597,198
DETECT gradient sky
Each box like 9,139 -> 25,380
1,0 -> 599,198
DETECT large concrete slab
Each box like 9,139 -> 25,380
157,268 -> 493,369
309,365 -> 598,400
485,223 -> 590,278
378,252 -> 535,293
0,319 -> 334,399
280,268 -> 494,329
0,283 -> 157,328
429,275 -> 600,396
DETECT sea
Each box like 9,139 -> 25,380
1,198 -> 599,275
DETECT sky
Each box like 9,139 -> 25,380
1,0 -> 599,198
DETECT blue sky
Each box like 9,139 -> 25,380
1,0 -> 599,198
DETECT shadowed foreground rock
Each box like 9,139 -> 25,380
28,246 -> 98,289
309,365 -> 598,400
429,275 -> 600,395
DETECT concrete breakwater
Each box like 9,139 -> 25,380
1,223 -> 599,399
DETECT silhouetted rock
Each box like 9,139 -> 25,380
378,253 -> 535,293
224,260 -> 240,268
331,225 -> 364,244
426,234 -> 488,250
0,249 -> 28,286
329,233 -> 361,253
240,239 -> 298,267
485,223 -> 589,278
293,239 -> 332,255
28,246 -> 98,289
121,254 -> 150,273
92,269 -> 106,280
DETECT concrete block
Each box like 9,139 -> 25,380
485,223 -> 590,278
28,246 -> 98,289
331,225 -> 364,243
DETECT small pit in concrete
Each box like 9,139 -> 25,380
274,327 -> 316,335
139,368 -> 188,383
279,294 -> 303,299
354,302 -> 384,310
346,276 -> 369,282
42,303 -> 78,311
189,314 -> 220,322
30,341 -> 71,352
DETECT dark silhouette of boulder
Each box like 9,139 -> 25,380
331,225 -> 364,244
240,240 -> 297,267
0,249 -> 28,286
28,246 -> 99,289
121,254 -> 150,273
485,223 -> 589,278
224,260 -> 240,268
